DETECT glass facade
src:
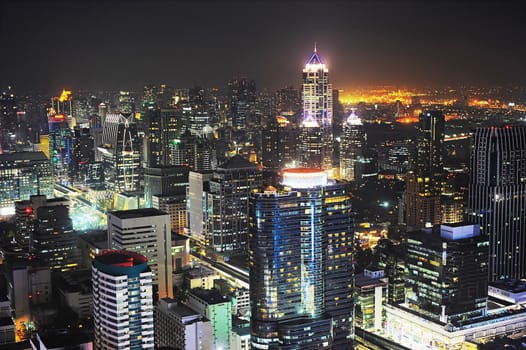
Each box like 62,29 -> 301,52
249,173 -> 353,349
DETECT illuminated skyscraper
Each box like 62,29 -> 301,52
405,224 -> 488,323
300,45 -> 333,171
0,87 -> 18,151
340,111 -> 365,182
249,169 -> 354,349
208,155 -> 262,253
99,113 -> 141,192
405,111 -> 445,230
92,250 -> 154,349
467,126 -> 526,281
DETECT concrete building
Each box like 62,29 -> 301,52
187,288 -> 232,350
108,208 -> 173,299
92,250 -> 154,349
155,298 -> 212,350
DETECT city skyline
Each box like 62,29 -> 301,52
2,0 -> 525,93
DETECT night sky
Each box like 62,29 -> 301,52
1,0 -> 525,93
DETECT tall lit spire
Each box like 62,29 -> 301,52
314,41 -> 317,53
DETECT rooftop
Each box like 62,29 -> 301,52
217,155 -> 259,170
0,151 -> 48,162
190,288 -> 230,305
95,250 -> 147,267
109,207 -> 168,219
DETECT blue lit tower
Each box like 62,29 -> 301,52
300,45 -> 333,171
467,126 -> 526,281
92,250 -> 154,349
249,168 -> 354,349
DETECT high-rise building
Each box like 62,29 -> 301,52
405,224 -> 489,323
405,111 -> 445,230
228,78 -> 256,130
99,113 -> 141,192
340,111 -> 365,182
0,87 -> 18,151
249,168 -> 354,349
187,288 -> 232,350
92,250 -> 154,349
467,126 -> 526,281
0,152 -> 53,216
300,45 -> 333,171
143,107 -> 180,167
48,113 -> 73,184
108,208 -> 173,298
33,203 -> 81,272
208,155 -> 262,253
262,115 -> 299,170
71,126 -> 94,182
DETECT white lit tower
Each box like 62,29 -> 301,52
340,111 -> 365,182
300,44 -> 333,172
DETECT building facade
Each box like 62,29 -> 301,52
249,168 -> 354,349
467,126 -> 526,281
92,250 -> 154,349
108,208 -> 173,299
301,46 -> 333,171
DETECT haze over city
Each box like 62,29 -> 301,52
2,0 -> 525,92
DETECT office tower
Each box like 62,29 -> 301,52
117,91 -> 135,114
92,250 -> 154,349
249,168 -> 354,349
405,224 -> 489,323
405,111 -> 445,230
0,87 -> 18,151
71,126 -> 94,182
143,165 -> 188,208
33,203 -> 81,272
0,152 -> 53,215
143,107 -> 180,167
99,113 -> 141,192
187,171 -> 214,246
208,155 -> 262,253
467,126 -> 526,281
108,208 -> 173,298
274,86 -> 300,117
262,116 -> 300,170
15,195 -> 68,252
187,288 -> 232,350
340,111 -> 365,182
301,45 -> 333,171
155,298 -> 213,350
170,129 -> 217,171
416,110 -> 445,174
354,268 -> 387,332
228,78 -> 256,130
48,113 -> 73,184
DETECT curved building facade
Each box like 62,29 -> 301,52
92,250 -> 154,349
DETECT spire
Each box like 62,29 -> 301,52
306,43 -> 322,65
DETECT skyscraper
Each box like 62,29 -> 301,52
92,250 -> 154,349
228,78 -> 256,130
405,111 -> 445,230
300,45 -> 333,171
208,155 -> 262,253
99,113 -> 141,192
340,111 -> 365,182
405,224 -> 489,323
108,208 -> 173,299
0,152 -> 53,215
249,168 -> 354,349
467,126 -> 526,281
